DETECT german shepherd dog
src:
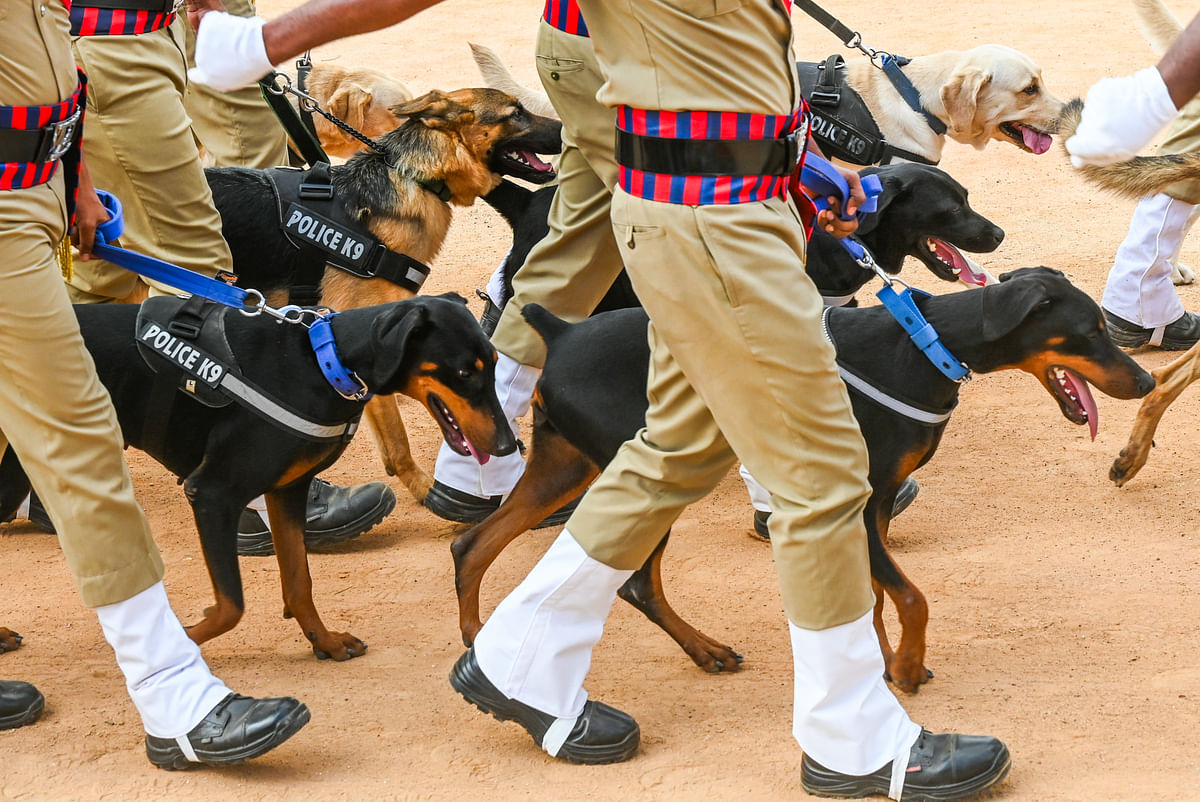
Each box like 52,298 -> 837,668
207,89 -> 561,504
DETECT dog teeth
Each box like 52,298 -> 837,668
1052,368 -> 1085,411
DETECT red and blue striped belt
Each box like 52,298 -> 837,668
615,105 -> 810,205
71,0 -> 177,36
543,0 -> 588,36
0,74 -> 86,191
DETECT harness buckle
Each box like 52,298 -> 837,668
808,89 -> 842,108
299,181 -> 334,200
36,107 -> 81,165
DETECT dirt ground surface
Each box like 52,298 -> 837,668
6,1 -> 1200,799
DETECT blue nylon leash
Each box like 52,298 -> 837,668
800,156 -> 970,382
91,189 -> 373,397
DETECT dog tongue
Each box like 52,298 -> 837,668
517,150 -> 554,172
465,439 -> 491,466
956,252 -> 1000,287
1022,126 -> 1052,155
1062,369 -> 1099,441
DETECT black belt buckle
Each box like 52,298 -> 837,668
34,108 -> 81,166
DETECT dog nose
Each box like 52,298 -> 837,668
1137,371 -> 1156,396
989,224 -> 1005,245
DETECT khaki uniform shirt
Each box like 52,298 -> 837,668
577,0 -> 799,116
0,1 -> 77,108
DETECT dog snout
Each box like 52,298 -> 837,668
1136,370 -> 1156,397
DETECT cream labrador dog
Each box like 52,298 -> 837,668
471,42 -> 1063,167
299,61 -> 414,159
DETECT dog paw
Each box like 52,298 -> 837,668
885,659 -> 933,693
1110,445 -> 1148,486
684,634 -> 744,674
313,632 -> 368,661
0,627 -> 22,654
1172,262 -> 1196,285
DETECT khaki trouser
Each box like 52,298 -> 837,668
1158,93 -> 1200,203
567,191 -> 876,630
68,20 -> 232,302
0,175 -> 163,607
182,0 -> 288,169
489,22 -> 625,369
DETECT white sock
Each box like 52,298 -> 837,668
95,582 -> 231,739
474,529 -> 632,719
791,611 -> 921,779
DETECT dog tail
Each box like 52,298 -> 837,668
521,303 -> 571,348
1058,98 -> 1200,199
1133,0 -> 1182,55
469,43 -> 559,120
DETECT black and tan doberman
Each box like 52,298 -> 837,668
0,293 -> 516,661
451,268 -> 1153,691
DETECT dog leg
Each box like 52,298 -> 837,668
452,425 -> 596,645
0,449 -> 33,521
265,483 -> 366,661
365,395 -> 433,503
867,500 -> 931,693
1112,342 -> 1200,486
182,479 -> 247,645
0,627 -> 21,653
618,534 -> 743,673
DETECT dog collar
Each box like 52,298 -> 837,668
876,283 -> 970,382
418,176 -> 453,203
308,313 -> 373,401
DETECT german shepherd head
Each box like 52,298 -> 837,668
328,88 -> 562,288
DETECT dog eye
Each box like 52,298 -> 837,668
457,368 -> 472,378
1022,83 -> 1039,96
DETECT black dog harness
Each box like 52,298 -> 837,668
265,162 -> 432,306
798,55 -> 938,167
822,307 -> 956,426
135,296 -> 362,453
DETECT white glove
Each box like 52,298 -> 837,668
187,11 -> 275,92
1065,66 -> 1178,168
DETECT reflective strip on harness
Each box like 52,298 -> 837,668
822,307 -> 956,426
615,106 -> 808,205
543,0 -> 588,35
220,372 -> 359,441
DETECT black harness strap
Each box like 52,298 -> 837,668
792,0 -> 949,142
798,56 -> 938,166
265,164 -> 433,305
258,71 -> 330,169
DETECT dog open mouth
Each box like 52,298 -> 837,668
921,238 -> 997,286
999,121 -> 1053,154
1045,366 -> 1099,440
427,393 -> 491,465
494,148 -> 557,184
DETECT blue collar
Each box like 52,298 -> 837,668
880,55 -> 948,136
876,283 -> 970,382
308,313 -> 373,401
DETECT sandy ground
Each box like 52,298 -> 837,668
6,1 -> 1200,799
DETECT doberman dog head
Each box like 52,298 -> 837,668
970,267 -> 1155,437
384,88 -> 562,188
349,293 -> 518,461
859,163 -> 1005,282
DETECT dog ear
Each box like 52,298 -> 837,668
980,273 -> 1052,341
326,83 -> 373,132
853,170 -> 901,237
369,302 -> 433,388
940,66 -> 993,135
390,90 -> 475,129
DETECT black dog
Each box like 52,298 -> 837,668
450,268 -> 1154,690
479,162 -> 1005,317
0,294 -> 516,661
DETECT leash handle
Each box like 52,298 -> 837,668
801,152 -> 881,221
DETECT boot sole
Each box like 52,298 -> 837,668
802,747 -> 1011,801
424,483 -> 578,530
147,701 -> 311,770
237,491 -> 397,557
0,693 -> 44,730
449,655 -> 637,765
